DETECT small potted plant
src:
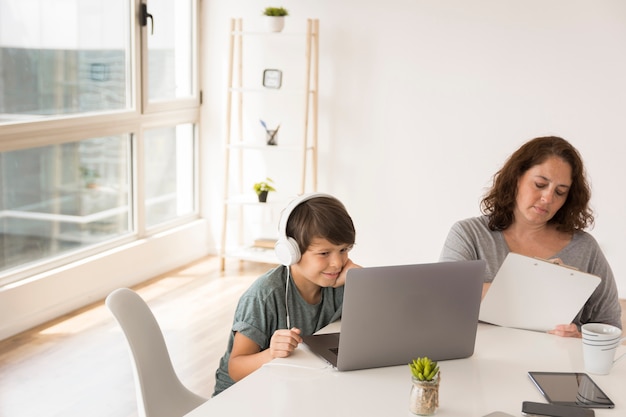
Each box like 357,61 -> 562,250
262,6 -> 288,32
79,166 -> 100,189
408,357 -> 440,415
253,177 -> 276,202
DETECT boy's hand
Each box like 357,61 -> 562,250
269,327 -> 302,358
333,258 -> 361,288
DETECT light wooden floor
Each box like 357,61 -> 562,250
0,256 -> 271,417
1,257 -> 625,417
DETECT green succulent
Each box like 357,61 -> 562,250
263,7 -> 289,16
253,177 -> 276,195
409,357 -> 440,381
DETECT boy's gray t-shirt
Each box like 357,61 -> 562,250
213,265 -> 343,396
439,215 -> 622,329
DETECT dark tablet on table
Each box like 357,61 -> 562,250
528,372 -> 614,408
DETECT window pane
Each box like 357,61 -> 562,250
0,136 -> 131,277
0,0 -> 131,123
144,124 -> 195,227
147,0 -> 194,101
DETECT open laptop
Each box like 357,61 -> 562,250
479,253 -> 600,332
301,260 -> 486,371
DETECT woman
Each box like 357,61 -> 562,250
440,136 -> 621,337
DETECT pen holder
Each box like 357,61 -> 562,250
409,375 -> 440,415
266,129 -> 278,146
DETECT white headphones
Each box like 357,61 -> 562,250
274,192 -> 335,266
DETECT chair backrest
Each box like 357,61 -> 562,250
106,288 -> 207,417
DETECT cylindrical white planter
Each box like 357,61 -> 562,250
264,16 -> 285,32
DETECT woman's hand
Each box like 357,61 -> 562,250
548,323 -> 581,338
333,258 -> 362,288
481,282 -> 492,300
548,257 -> 564,265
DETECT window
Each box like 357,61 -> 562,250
145,0 -> 195,103
144,124 -> 195,228
0,0 -> 131,121
0,136 -> 131,275
0,0 -> 200,286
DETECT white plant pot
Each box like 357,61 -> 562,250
264,16 -> 285,32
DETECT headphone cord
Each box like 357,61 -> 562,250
285,267 -> 291,329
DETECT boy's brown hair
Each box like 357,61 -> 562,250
286,196 -> 356,254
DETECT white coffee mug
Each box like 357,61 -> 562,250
581,323 -> 626,375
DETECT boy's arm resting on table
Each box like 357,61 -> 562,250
228,328 -> 302,381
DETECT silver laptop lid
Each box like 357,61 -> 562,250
336,260 -> 485,371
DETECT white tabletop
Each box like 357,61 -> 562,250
186,323 -> 625,417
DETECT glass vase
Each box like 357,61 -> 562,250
409,374 -> 440,415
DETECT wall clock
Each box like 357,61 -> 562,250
263,69 -> 282,88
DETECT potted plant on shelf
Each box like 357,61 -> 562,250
262,6 -> 288,32
79,166 -> 100,189
408,357 -> 440,415
253,177 -> 276,202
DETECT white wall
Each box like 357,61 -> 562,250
201,0 -> 626,296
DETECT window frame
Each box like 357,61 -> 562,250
140,0 -> 201,114
0,0 -> 202,286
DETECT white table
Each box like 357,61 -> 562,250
186,323 -> 625,416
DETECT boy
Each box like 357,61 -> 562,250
213,193 -> 359,396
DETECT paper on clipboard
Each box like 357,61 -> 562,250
479,253 -> 601,332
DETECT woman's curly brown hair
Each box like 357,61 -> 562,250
481,136 -> 594,233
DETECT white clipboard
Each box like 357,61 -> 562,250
479,253 -> 601,332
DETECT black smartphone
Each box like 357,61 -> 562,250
527,371 -> 614,408
522,401 -> 595,417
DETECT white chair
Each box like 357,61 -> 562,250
106,288 -> 208,417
